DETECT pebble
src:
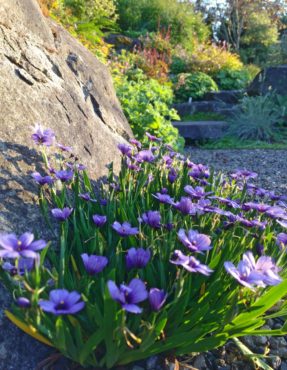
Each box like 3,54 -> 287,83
192,354 -> 207,369
0,344 -> 7,360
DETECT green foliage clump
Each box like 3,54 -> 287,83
215,69 -> 251,90
116,0 -> 209,49
113,68 -> 184,150
50,0 -> 117,62
134,30 -> 173,82
173,72 -> 218,102
239,11 -> 279,65
3,130 -> 287,369
181,112 -> 225,122
227,93 -> 284,141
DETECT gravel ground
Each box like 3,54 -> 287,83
186,149 -> 287,194
0,149 -> 287,370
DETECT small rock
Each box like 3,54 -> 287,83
269,355 -> 281,369
0,344 -> 7,360
280,362 -> 287,370
193,354 -> 207,369
132,366 -> 145,370
146,356 -> 158,369
253,336 -> 268,346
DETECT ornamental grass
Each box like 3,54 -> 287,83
1,126 -> 287,368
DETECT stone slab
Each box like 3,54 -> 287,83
172,121 -> 228,140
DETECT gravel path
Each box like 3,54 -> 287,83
186,148 -> 287,194
0,149 -> 287,370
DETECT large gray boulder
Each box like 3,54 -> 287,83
247,65 -> 287,96
0,0 -> 133,234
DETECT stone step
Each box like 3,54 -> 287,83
172,121 -> 228,140
203,90 -> 244,104
173,101 -> 235,117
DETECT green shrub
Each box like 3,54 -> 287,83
177,43 -> 244,76
227,93 -> 283,141
215,69 -> 251,90
113,68 -> 184,150
116,0 -> 209,49
170,56 -> 188,74
173,72 -> 218,102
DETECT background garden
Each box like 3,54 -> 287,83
39,0 -> 287,150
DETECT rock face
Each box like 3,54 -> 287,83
0,0 -> 132,234
247,65 -> 287,96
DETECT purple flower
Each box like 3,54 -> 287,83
107,278 -> 148,314
153,192 -> 174,204
81,253 -> 108,275
249,219 -> 268,230
2,258 -> 34,275
266,206 -> 287,220
57,143 -> 73,152
135,150 -> 155,163
163,155 -> 173,167
92,214 -> 107,227
0,232 -> 46,259
31,124 -> 55,146
209,196 -> 241,209
149,288 -> 167,311
165,222 -> 174,231
188,164 -> 210,179
276,233 -> 287,248
224,251 -> 282,290
178,229 -> 212,253
168,168 -> 178,183
277,220 -> 287,228
118,143 -> 132,157
32,172 -> 53,186
77,164 -> 86,171
184,185 -> 212,199
55,170 -> 74,182
142,211 -> 161,229
170,250 -> 213,276
243,202 -> 270,213
51,207 -> 73,221
196,199 -> 212,213
100,199 -> 108,206
126,247 -> 151,269
112,221 -> 139,237
145,174 -> 154,186
129,138 -> 141,148
39,289 -> 85,315
79,193 -> 97,202
230,169 -> 257,181
17,297 -> 31,308
78,191 -> 88,201
126,159 -> 141,171
146,132 -> 161,142
173,197 -> 198,215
